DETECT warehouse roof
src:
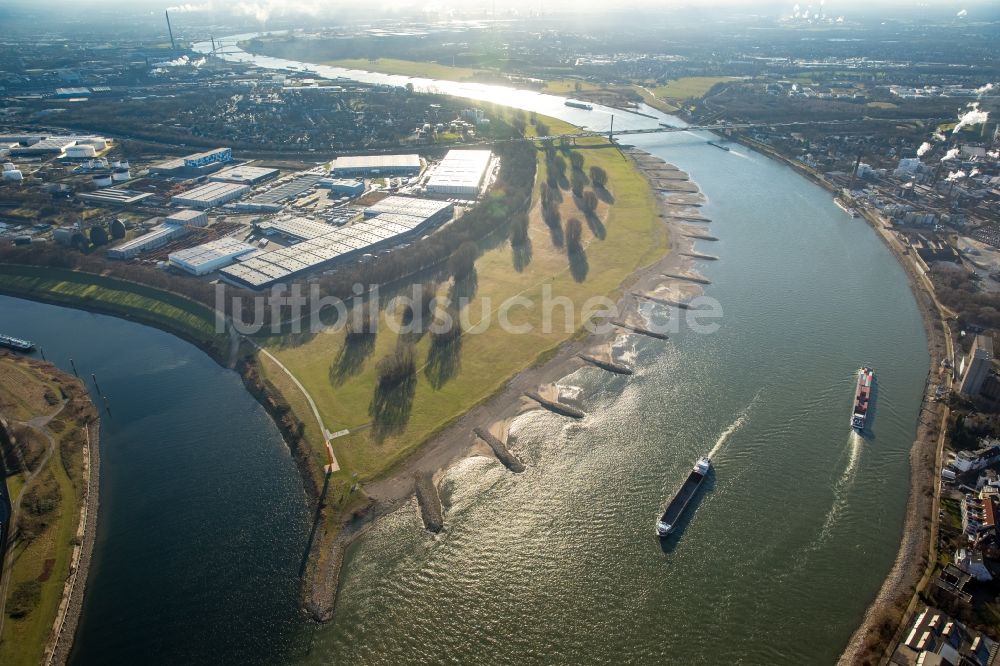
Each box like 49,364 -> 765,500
174,181 -> 249,203
210,165 -> 279,184
332,154 -> 421,171
220,209 -> 443,288
426,149 -> 492,193
364,195 -> 453,219
169,237 -> 256,269
165,209 -> 207,223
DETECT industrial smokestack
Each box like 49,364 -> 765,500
165,10 -> 176,52
848,153 -> 862,191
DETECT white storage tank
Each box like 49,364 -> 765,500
93,174 -> 113,188
111,168 -> 131,182
66,145 -> 97,158
81,137 -> 108,150
2,162 -> 15,172
111,160 -> 121,169
3,169 -> 23,181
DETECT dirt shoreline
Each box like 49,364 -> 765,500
300,147 -> 704,621
46,417 -> 100,666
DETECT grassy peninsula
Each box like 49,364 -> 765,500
0,353 -> 98,666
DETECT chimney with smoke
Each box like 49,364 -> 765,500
165,10 -> 176,52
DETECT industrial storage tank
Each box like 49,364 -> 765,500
93,174 -> 113,187
80,137 -> 108,150
111,168 -> 131,182
2,162 -> 15,172
2,169 -> 23,181
66,145 -> 98,158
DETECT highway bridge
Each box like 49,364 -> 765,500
530,116 -> 949,143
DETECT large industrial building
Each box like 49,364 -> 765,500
172,182 -> 250,209
78,188 -> 152,206
363,195 -> 455,223
220,197 -> 453,288
330,154 -> 422,178
319,178 -> 365,197
426,149 -> 493,197
168,237 -> 257,276
151,147 -> 233,176
107,223 -> 188,259
247,173 -> 324,206
164,209 -> 208,227
209,165 -> 279,185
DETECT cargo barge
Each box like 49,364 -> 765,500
656,456 -> 711,537
707,140 -> 730,151
0,333 -> 35,352
564,99 -> 593,110
852,366 -> 875,430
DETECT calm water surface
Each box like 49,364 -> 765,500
0,297 -> 312,665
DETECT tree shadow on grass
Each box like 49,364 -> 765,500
569,249 -> 589,283
579,206 -> 607,240
329,331 -> 376,385
425,331 -> 463,390
369,373 -> 417,443
449,269 -> 478,304
594,185 -> 615,205
512,238 -> 533,272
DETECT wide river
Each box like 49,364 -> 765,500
1,36 -> 928,665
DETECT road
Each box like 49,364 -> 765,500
244,338 -> 341,473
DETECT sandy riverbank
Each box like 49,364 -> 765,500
303,148 -> 708,621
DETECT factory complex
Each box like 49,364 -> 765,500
1,134 -> 110,158
10,138 -> 496,288
221,196 -> 454,288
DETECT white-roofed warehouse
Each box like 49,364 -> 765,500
172,182 -> 250,209
426,149 -> 492,197
169,237 -> 257,276
330,154 -> 422,177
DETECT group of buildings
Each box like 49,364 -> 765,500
891,605 -> 999,666
219,196 -> 454,288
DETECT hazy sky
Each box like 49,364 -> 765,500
8,0 -> 993,10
